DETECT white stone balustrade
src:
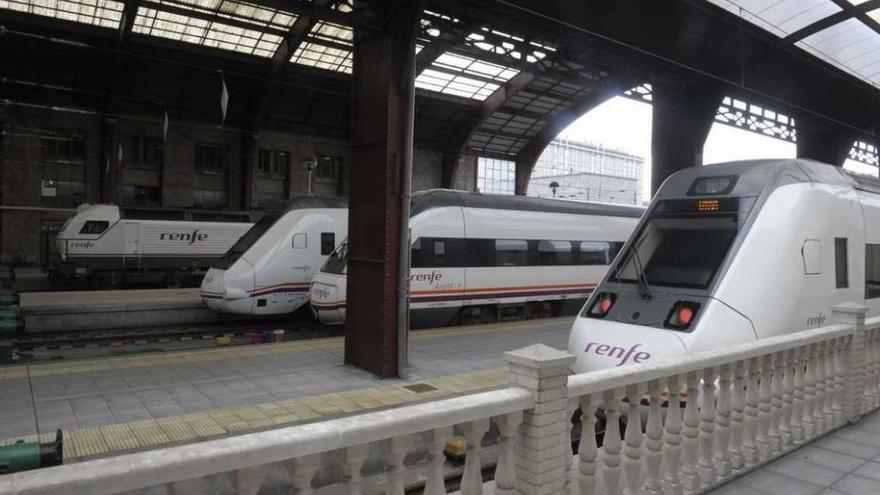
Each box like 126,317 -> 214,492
4,304 -> 880,495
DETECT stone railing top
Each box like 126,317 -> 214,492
567,322 -> 853,397
1,387 -> 534,495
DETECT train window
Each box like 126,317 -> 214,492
614,215 -> 738,289
538,240 -> 574,265
835,238 -> 848,289
802,239 -> 821,275
79,220 -> 109,235
322,240 -> 348,275
609,242 -> 624,262
465,239 -> 495,267
865,245 -> 880,299
578,241 -> 611,265
496,239 -> 529,267
292,233 -> 307,249
321,233 -> 335,255
411,237 -> 464,268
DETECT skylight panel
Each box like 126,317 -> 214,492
796,17 -> 880,84
0,0 -> 124,28
415,50 -> 518,100
704,0 -> 842,37
290,20 -> 353,73
132,1 -> 294,58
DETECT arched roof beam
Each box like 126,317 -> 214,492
513,79 -> 633,195
786,0 -> 880,43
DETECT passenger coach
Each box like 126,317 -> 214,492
311,190 -> 643,328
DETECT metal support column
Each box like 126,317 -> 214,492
345,0 -> 420,378
650,80 -> 724,194
796,117 -> 855,166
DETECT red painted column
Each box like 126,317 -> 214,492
345,1 -> 420,377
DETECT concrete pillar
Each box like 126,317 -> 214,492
832,303 -> 867,424
505,344 -> 576,495
650,81 -> 724,194
796,117 -> 854,166
345,0 -> 420,377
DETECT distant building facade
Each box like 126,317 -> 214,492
529,138 -> 644,205
476,139 -> 644,205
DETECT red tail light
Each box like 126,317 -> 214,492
665,301 -> 701,330
588,293 -> 616,318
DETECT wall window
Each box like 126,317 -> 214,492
477,157 -> 515,195
866,244 -> 880,299
192,188 -> 227,208
127,137 -> 163,169
194,143 -> 227,175
40,179 -> 85,208
257,149 -> 290,179
120,185 -> 161,206
314,155 -> 343,181
42,134 -> 86,164
835,238 -> 848,289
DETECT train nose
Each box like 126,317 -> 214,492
567,317 -> 688,373
200,268 -> 226,311
310,280 -> 345,325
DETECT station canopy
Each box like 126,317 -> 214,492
707,0 -> 880,88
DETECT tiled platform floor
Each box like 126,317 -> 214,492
712,409 -> 880,495
0,317 -> 572,460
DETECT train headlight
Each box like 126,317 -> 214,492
665,301 -> 701,330
587,292 -> 616,318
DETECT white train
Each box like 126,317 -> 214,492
569,159 -> 880,373
53,204 -> 254,282
310,190 -> 643,328
200,197 -> 347,315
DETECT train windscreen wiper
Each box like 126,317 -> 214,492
615,241 -> 653,300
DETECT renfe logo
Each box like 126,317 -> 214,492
160,230 -> 208,244
410,271 -> 442,284
584,342 -> 651,367
313,287 -> 331,299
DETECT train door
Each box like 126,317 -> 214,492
123,222 -> 140,267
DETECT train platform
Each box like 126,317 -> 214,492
19,288 -> 230,332
0,317 -> 571,461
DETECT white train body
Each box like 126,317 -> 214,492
569,159 -> 880,373
200,198 -> 347,315
310,190 -> 642,328
54,204 -> 253,276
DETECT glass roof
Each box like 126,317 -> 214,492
290,20 -> 353,73
132,0 -> 295,58
706,0 -> 880,86
415,50 -> 519,100
0,0 -> 124,29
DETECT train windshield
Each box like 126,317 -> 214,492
612,199 -> 740,290
321,239 -> 348,275
214,210 -> 282,269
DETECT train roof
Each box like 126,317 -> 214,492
656,158 -> 873,200
410,189 -> 645,218
266,196 -> 348,217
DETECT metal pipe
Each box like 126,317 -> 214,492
397,23 -> 417,377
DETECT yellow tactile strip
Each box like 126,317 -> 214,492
0,317 -> 570,380
0,367 -> 507,460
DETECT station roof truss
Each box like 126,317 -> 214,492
3,0 -> 880,174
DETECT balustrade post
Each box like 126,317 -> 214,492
802,344 -> 817,439
680,371 -> 701,492
602,389 -> 624,495
578,394 -> 599,495
791,346 -> 805,443
644,380 -> 664,494
422,429 -> 453,495
236,465 -> 266,495
698,367 -> 718,488
460,419 -> 489,495
769,352 -> 783,454
495,413 -> 523,495
343,444 -> 370,495
866,329 -> 879,410
820,341 -> 836,431
813,343 -> 827,434
832,337 -> 846,428
386,435 -> 415,495
780,349 -> 794,448
623,384 -> 644,495
832,303 -> 867,424
742,357 -> 760,466
714,364 -> 732,478
291,454 -> 320,495
504,344 -> 575,495
662,375 -> 684,495
756,355 -> 772,460
729,361 -> 746,472
565,399 -> 578,492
